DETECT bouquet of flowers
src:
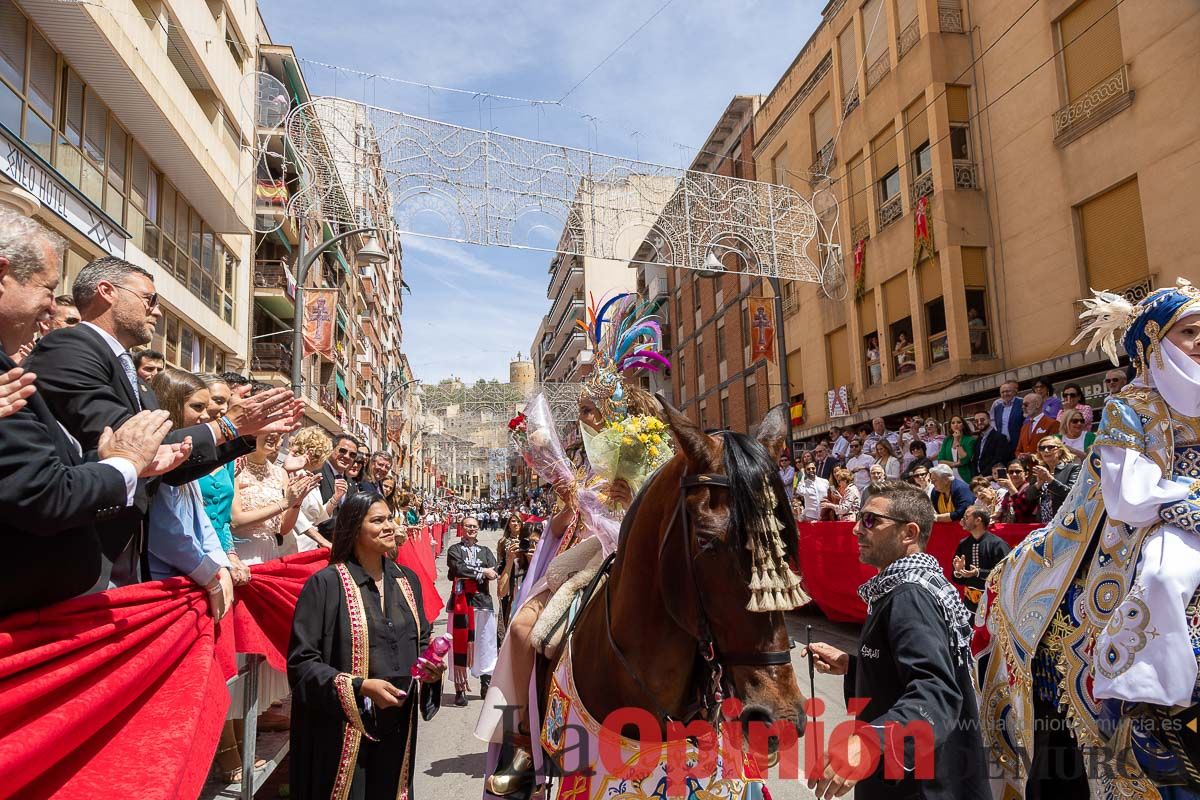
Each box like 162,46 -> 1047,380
585,414 -> 674,494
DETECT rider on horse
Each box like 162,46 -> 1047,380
978,278 -> 1200,799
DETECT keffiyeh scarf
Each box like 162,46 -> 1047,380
858,552 -> 973,666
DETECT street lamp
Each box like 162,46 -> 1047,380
380,370 -> 421,457
698,244 -> 794,458
290,224 -> 390,395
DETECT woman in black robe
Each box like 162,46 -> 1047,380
288,491 -> 445,800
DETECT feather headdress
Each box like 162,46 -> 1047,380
577,291 -> 670,420
1070,288 -> 1139,366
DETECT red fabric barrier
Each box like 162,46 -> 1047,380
432,522 -> 446,556
395,525 -> 445,623
233,549 -> 330,672
0,551 -> 330,800
797,521 -> 1038,623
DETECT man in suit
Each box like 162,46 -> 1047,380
972,410 -> 1007,478
812,441 -> 836,480
316,433 -> 360,536
0,212 -> 191,615
990,380 -> 1023,459
25,256 -> 303,589
364,450 -> 394,494
1016,392 -> 1059,457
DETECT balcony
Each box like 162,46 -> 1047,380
877,195 -> 903,230
811,140 -> 836,179
938,1 -> 964,33
253,259 -> 295,319
1053,65 -> 1133,148
251,342 -> 291,375
866,53 -> 890,92
911,170 -> 934,204
842,84 -> 860,119
953,160 -> 979,190
897,18 -> 920,60
851,219 -> 871,244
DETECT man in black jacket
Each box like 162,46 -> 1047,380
316,433 -> 360,537
0,212 -> 189,615
446,516 -> 498,706
25,256 -> 303,590
804,482 -> 989,800
971,411 -> 1008,479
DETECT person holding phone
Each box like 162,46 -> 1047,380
288,491 -> 444,800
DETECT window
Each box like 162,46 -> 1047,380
693,278 -> 701,310
946,86 -> 971,161
811,95 -> 833,166
962,247 -> 993,357
745,382 -> 757,426
883,275 -> 914,377
1077,178 -> 1148,294
906,98 -> 931,177
716,323 -> 726,361
872,124 -> 899,210
771,144 -> 788,186
860,289 -> 881,386
720,391 -> 730,430
848,152 -> 868,231
1059,0 -> 1123,102
918,257 -> 947,363
826,327 -> 851,391
950,127 -> 970,160
837,23 -> 857,108
879,168 -> 901,202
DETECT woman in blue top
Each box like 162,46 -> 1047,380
196,375 -> 250,586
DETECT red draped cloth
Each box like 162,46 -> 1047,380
394,525 -> 444,623
0,550 -> 329,800
796,521 -> 1037,623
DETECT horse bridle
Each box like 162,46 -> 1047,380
603,452 -> 795,726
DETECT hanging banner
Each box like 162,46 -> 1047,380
386,409 -> 404,442
913,194 -> 935,266
827,386 -> 850,418
853,238 -> 867,301
301,288 -> 338,359
748,297 -> 776,363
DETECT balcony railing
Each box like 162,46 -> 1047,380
911,170 -> 934,204
938,1 -> 964,33
877,195 -> 903,230
897,18 -> 921,60
647,276 -> 668,300
1052,65 -> 1133,147
953,160 -> 978,190
251,342 -> 291,375
253,260 -> 291,291
851,219 -> 871,244
1073,275 -> 1155,333
866,53 -> 891,92
783,292 -> 800,317
811,140 -> 835,178
842,83 -> 860,118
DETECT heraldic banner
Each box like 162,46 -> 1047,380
302,288 -> 338,359
748,297 -> 776,363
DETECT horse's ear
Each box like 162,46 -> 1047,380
656,393 -> 718,466
756,404 -> 789,461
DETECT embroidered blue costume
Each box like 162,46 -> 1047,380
979,279 -> 1200,799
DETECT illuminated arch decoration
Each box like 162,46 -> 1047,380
285,98 -> 825,282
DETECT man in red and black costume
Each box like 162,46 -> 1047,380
446,516 -> 498,706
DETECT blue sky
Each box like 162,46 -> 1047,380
257,0 -> 823,382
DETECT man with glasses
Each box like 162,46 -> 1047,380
804,482 -> 989,800
813,442 -> 836,480
446,516 -> 498,706
1104,368 -> 1128,396
316,434 -> 358,535
989,379 -> 1024,456
971,410 -> 1007,478
26,255 -> 303,590
846,439 -> 874,493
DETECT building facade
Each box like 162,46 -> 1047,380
1,0 -> 255,372
749,0 -> 1198,441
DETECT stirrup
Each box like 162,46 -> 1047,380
485,747 -> 534,796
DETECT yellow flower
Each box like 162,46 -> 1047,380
649,446 -> 659,458
638,433 -> 650,444
651,434 -> 662,444
622,436 -> 633,446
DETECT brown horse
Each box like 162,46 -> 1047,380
541,401 -> 807,776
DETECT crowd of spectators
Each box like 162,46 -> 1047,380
782,364 -> 1131,528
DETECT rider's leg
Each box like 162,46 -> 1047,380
506,588 -> 549,735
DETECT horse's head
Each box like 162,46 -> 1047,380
643,398 -> 808,744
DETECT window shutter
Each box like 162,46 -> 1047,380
896,0 -> 918,28
0,1 -> 25,90
848,153 -> 868,224
918,256 -> 942,301
812,96 -> 833,151
828,327 -> 851,388
1060,0 -> 1122,102
838,24 -> 857,91
28,31 -> 54,120
787,350 -> 804,396
884,274 -> 910,322
83,87 -> 108,163
961,247 -> 988,287
905,98 -> 929,148
872,124 -> 898,175
862,0 -> 888,63
1079,178 -> 1149,292
859,289 -> 877,334
946,86 -> 970,123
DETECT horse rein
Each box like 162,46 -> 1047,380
602,453 -> 794,727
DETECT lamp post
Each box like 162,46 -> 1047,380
698,245 -> 794,459
290,222 -> 388,396
380,370 -> 421,466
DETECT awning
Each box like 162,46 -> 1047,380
335,373 -> 347,399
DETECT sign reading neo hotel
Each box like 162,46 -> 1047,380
0,124 -> 128,259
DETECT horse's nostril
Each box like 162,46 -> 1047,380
739,705 -> 775,729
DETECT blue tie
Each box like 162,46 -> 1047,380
119,352 -> 142,410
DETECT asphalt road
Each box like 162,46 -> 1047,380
413,526 -> 863,800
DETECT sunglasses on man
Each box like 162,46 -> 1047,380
855,510 -> 912,529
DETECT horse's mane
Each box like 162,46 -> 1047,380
720,431 -> 799,565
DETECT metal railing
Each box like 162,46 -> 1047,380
911,170 -> 934,204
851,219 -> 871,244
897,18 -> 921,59
877,195 -> 903,230
866,52 -> 891,92
953,160 -> 978,190
938,1 -> 964,33
200,656 -> 287,800
251,342 -> 291,374
842,83 -> 860,118
1052,65 -> 1133,146
253,260 -> 291,290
